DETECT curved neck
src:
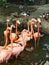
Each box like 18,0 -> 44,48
4,21 -> 8,47
4,32 -> 8,47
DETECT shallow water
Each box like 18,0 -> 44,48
0,25 -> 49,65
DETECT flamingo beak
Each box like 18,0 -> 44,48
17,20 -> 20,24
39,15 -> 42,18
34,19 -> 37,22
11,24 -> 15,28
6,19 -> 10,22
34,24 -> 37,28
37,18 -> 41,24
31,18 -> 37,22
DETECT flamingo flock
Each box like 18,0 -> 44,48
0,18 -> 41,63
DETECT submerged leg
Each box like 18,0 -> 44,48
34,39 -> 36,49
15,53 -> 19,58
6,60 -> 8,63
37,39 -> 40,46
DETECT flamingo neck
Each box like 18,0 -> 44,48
10,27 -> 13,49
31,24 -> 34,35
4,21 -> 9,48
38,21 -> 40,34
4,34 -> 8,48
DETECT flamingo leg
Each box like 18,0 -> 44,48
6,60 -> 8,63
34,39 -> 36,49
37,39 -> 40,46
11,41 -> 13,50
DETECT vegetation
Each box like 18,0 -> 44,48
0,0 -> 7,5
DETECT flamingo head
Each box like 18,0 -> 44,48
5,19 -> 9,25
31,18 -> 37,22
22,29 -> 27,32
37,18 -> 41,24
34,24 -> 37,28
6,19 -> 9,22
16,20 -> 20,24
6,19 -> 10,24
11,24 -> 15,28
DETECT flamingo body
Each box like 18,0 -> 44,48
21,29 -> 31,41
0,48 -> 12,63
4,29 -> 10,36
0,46 -> 5,50
34,32 -> 40,40
10,33 -> 18,42
7,43 -> 24,58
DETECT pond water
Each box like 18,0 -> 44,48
0,25 -> 49,65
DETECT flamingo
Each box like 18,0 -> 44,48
25,18 -> 37,40
32,18 -> 41,49
0,48 -> 12,63
0,19 -> 11,50
10,20 -> 20,42
15,34 -> 26,58
4,19 -> 10,48
7,30 -> 27,58
0,24 -> 16,63
27,20 -> 33,38
19,20 -> 33,42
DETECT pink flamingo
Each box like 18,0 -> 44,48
26,18 -> 37,39
0,19 -> 10,50
0,24 -> 15,63
20,30 -> 31,41
10,20 -> 20,42
19,20 -> 33,42
4,19 -> 10,48
7,30 -> 26,58
31,18 -> 37,24
32,18 -> 41,49
0,47 -> 12,63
